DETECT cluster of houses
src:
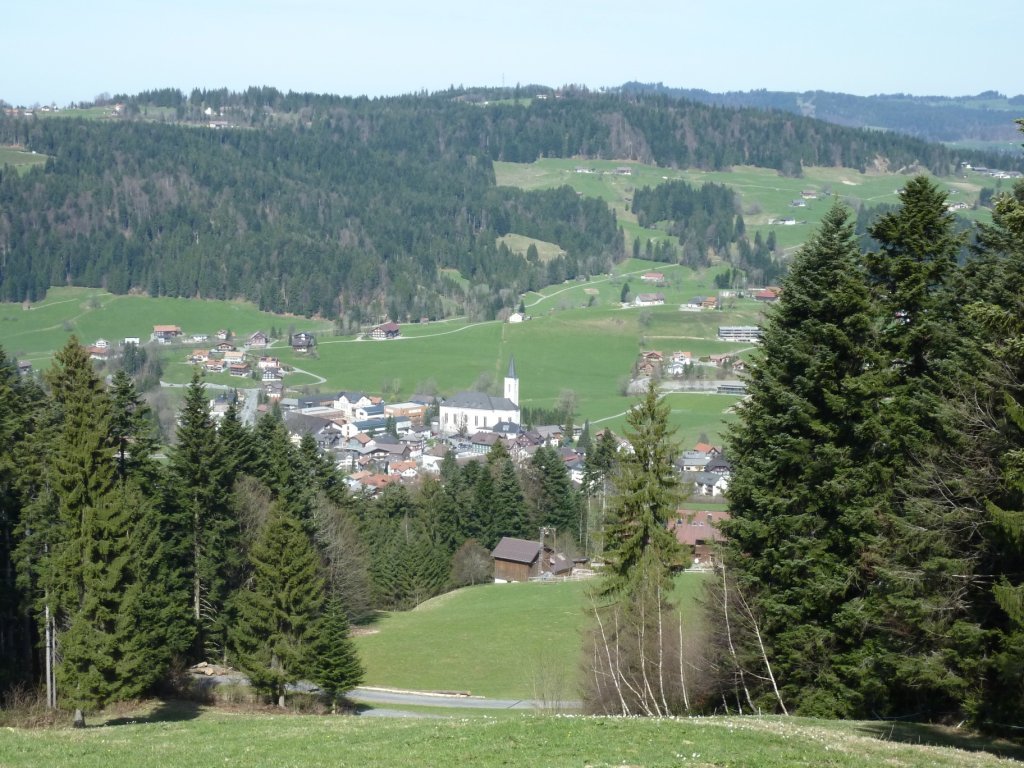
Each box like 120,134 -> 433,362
633,349 -> 746,380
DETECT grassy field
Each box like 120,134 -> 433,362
494,158 -> 994,252
0,145 -> 49,175
495,232 -> 565,261
1,706 -> 1021,768
353,575 -> 709,700
0,269 -> 754,444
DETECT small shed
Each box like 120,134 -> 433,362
491,537 -> 542,582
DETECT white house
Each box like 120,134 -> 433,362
440,358 -> 520,436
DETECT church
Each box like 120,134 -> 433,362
439,358 -> 520,435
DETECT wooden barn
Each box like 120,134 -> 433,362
491,537 -> 543,582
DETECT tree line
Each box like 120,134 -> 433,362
717,170 -> 1024,728
0,351 -> 596,713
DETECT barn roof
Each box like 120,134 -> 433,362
491,537 -> 541,564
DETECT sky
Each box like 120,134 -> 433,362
2,0 -> 1021,106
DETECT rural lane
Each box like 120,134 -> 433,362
349,686 -> 580,712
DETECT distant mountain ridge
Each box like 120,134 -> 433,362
618,82 -> 1024,145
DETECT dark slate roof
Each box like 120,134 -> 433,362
507,356 -> 517,379
442,391 -> 518,411
283,411 -> 334,437
490,421 -> 523,436
491,537 -> 541,564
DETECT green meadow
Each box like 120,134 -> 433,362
3,709 -> 1019,768
495,159 -> 993,252
0,261 -> 757,444
0,145 -> 49,175
354,575 -> 709,700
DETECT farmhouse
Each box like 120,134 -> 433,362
246,331 -> 269,348
670,509 -> 730,566
633,293 -> 665,307
640,271 -> 665,283
152,325 -> 182,343
439,358 -> 520,436
370,322 -> 401,340
290,332 -> 316,352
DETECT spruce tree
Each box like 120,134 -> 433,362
230,503 -> 325,707
601,382 -> 686,597
169,370 -> 237,661
722,201 -> 884,716
310,593 -> 364,712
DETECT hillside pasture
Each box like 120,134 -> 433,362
354,575 -> 709,700
495,159 -> 992,253
495,233 -> 565,261
0,145 -> 48,175
3,708 -> 1020,768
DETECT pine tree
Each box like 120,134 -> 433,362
229,503 -> 325,707
310,593 -> 364,712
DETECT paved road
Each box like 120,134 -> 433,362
349,686 -> 580,711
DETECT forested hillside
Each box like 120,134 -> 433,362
622,82 -> 1024,145
0,86 -> 1014,318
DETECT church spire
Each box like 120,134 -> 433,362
504,357 -> 519,406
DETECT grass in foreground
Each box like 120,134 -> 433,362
1,704 -> 1021,768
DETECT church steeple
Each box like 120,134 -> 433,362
504,356 -> 519,406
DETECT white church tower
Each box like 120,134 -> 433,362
503,357 -> 519,407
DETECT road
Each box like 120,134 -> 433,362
349,686 -> 580,711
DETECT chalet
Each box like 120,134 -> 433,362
263,381 -> 283,400
191,333 -> 209,343
507,312 -> 526,324
676,450 -> 711,473
754,288 -> 779,302
387,460 -> 419,479
370,322 -> 401,340
701,296 -> 719,309
16,361 -> 32,376
223,350 -> 245,364
123,337 -> 141,346
640,271 -> 665,283
246,331 -> 269,349
670,509 -> 730,566
204,359 -> 225,373
189,349 -> 210,364
215,329 -> 231,341
261,368 -> 282,382
689,471 -> 730,498
152,325 -> 183,343
214,342 -> 237,353
693,442 -> 721,457
291,332 -> 316,352
790,198 -> 806,208
633,292 -> 665,307
709,353 -> 734,366
228,362 -> 251,377
257,356 -> 281,370
613,166 -> 633,176
469,431 -> 502,454
801,189 -> 818,199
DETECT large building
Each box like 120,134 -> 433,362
439,358 -> 520,435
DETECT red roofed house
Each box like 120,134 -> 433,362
669,508 -> 730,566
370,322 -> 401,340
152,325 -> 183,343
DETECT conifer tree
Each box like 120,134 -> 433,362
169,370 -> 237,661
601,382 -> 686,597
310,593 -> 364,712
230,503 -> 325,707
722,201 -> 884,716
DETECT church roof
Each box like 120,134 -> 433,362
507,356 -> 517,379
442,391 -> 519,412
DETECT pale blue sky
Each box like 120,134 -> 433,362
3,0 -> 1020,106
